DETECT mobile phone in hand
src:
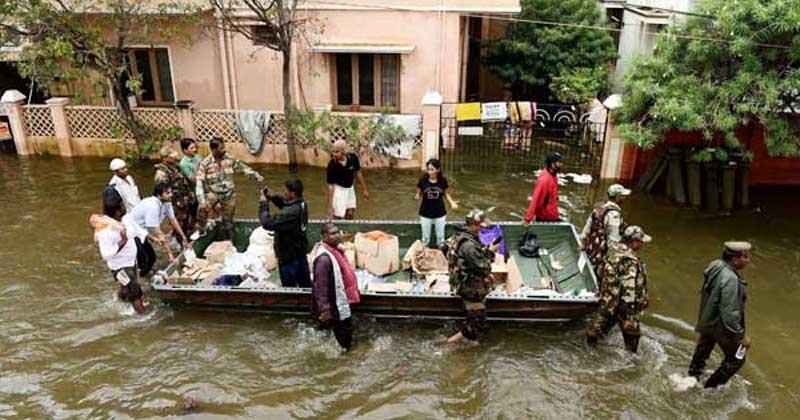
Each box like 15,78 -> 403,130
492,236 -> 502,246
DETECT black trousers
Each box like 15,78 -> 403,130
319,317 -> 354,350
135,238 -> 156,277
688,332 -> 746,388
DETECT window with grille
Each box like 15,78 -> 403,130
332,53 -> 400,111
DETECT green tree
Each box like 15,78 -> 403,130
0,0 -> 203,157
616,0 -> 800,156
483,0 -> 617,103
210,0 -> 316,172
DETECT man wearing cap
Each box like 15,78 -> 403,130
445,209 -> 501,344
196,137 -> 264,240
586,225 -> 651,353
580,184 -> 632,284
108,158 -> 141,213
688,241 -> 752,388
155,146 -> 196,237
523,153 -> 563,224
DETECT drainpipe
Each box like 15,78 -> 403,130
226,29 -> 240,109
217,19 -> 232,109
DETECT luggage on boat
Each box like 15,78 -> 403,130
246,227 -> 277,270
354,231 -> 400,276
205,241 -> 237,264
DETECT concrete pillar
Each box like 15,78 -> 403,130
46,97 -> 73,156
1,90 -> 31,156
420,91 -> 443,169
175,100 -> 196,139
599,118 -> 624,179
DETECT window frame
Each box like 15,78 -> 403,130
125,46 -> 177,107
331,53 -> 400,112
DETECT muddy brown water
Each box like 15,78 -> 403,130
0,154 -> 798,419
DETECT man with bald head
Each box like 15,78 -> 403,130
326,140 -> 369,220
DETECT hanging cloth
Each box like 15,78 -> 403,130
235,110 -> 271,155
455,102 -> 481,121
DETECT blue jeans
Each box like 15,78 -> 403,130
278,256 -> 311,288
420,216 -> 446,246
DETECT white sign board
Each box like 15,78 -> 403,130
481,102 -> 508,121
458,126 -> 483,136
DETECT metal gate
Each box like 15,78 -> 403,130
439,102 -> 606,175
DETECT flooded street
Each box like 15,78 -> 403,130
1,154 -> 798,419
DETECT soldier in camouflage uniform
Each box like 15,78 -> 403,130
155,146 -> 196,237
196,137 -> 264,239
445,209 -> 500,344
580,183 -> 631,286
585,225 -> 651,353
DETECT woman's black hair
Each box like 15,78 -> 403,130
420,158 -> 447,184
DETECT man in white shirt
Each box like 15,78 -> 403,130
128,182 -> 190,273
93,198 -> 146,314
108,158 -> 141,212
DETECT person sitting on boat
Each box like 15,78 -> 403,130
523,153 -> 563,224
259,179 -> 311,288
580,184 -> 631,285
445,210 -> 500,345
311,223 -> 360,350
128,182 -> 190,275
585,225 -> 651,353
90,193 -> 146,314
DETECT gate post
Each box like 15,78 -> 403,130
420,91 -> 443,170
175,100 -> 197,139
46,97 -> 73,157
1,90 -> 31,156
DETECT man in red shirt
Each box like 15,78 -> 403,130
524,153 -> 563,223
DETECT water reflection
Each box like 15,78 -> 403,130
0,155 -> 797,418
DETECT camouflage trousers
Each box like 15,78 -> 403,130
197,193 -> 236,240
585,308 -> 641,353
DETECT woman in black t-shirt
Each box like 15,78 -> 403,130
415,158 -> 458,246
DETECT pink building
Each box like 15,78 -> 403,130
78,0 -> 519,113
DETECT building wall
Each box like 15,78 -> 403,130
222,10 -> 463,114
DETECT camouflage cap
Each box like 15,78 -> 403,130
465,209 -> 489,227
724,241 -> 752,253
622,225 -> 652,243
608,183 -> 632,197
160,146 -> 180,160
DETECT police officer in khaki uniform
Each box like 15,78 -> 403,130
445,209 -> 500,344
586,225 -> 651,353
688,241 -> 752,388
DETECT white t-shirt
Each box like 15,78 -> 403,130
109,175 -> 141,212
122,213 -> 149,242
128,196 -> 175,232
96,223 -> 138,271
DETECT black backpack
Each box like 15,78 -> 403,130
518,231 -> 540,257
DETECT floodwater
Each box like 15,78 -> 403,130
0,154 -> 798,419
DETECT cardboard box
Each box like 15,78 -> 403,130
354,231 -> 400,276
505,256 -> 523,293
